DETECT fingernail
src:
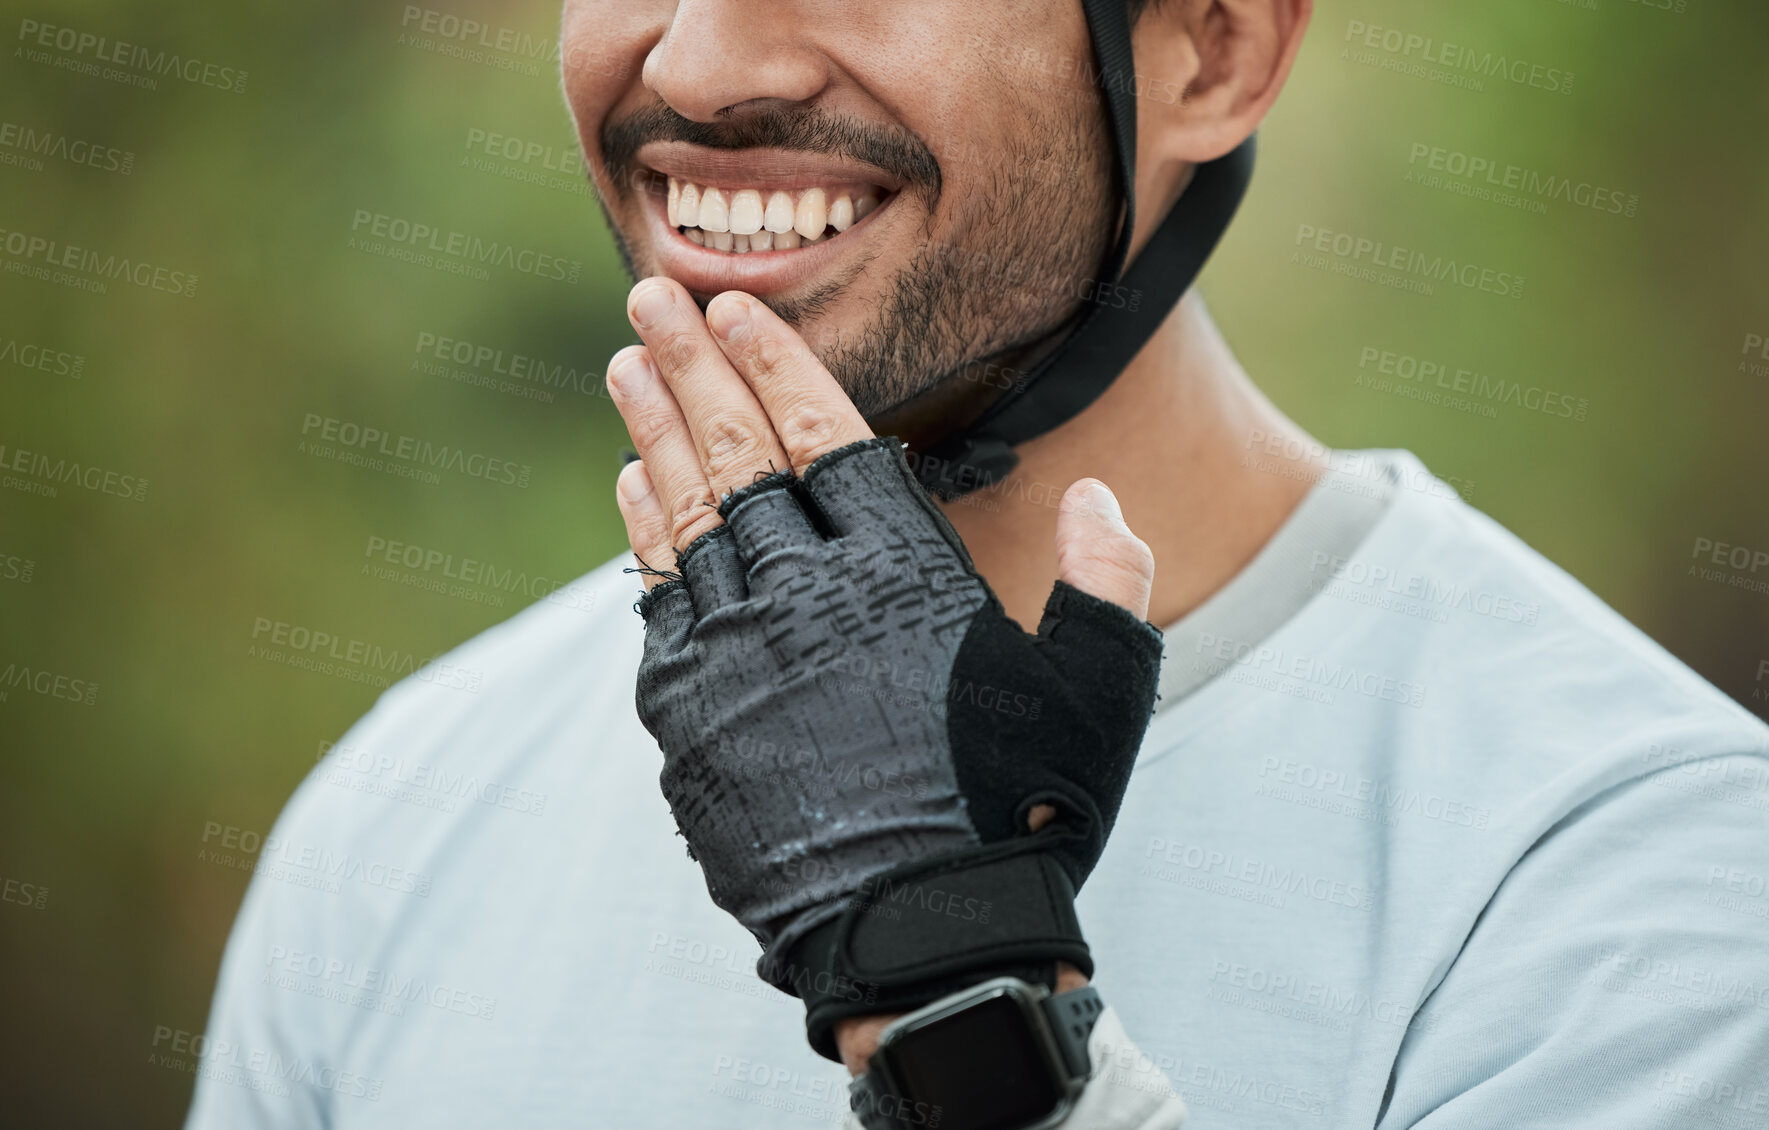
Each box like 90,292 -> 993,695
617,459 -> 653,503
707,295 -> 751,343
630,284 -> 673,328
1085,480 -> 1127,529
608,350 -> 654,393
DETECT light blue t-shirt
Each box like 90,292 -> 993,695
187,451 -> 1769,1128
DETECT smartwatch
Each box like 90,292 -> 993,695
848,977 -> 1105,1130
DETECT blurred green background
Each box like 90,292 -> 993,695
2,1 -> 1766,1124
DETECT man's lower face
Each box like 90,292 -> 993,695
595,107 -> 1115,422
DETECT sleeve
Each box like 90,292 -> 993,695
182,778 -> 363,1128
1380,753 -> 1769,1129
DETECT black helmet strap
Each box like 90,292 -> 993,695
909,0 -> 1255,500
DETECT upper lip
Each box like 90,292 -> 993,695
635,141 -> 902,193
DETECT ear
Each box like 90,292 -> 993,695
1127,0 -> 1312,254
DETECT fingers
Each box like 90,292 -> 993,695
614,459 -> 677,590
1053,480 -> 1154,621
627,279 -> 793,499
606,347 -> 723,550
704,291 -> 872,469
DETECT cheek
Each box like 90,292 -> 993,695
559,2 -> 660,179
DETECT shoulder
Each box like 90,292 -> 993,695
273,554 -> 647,844
1340,450 -> 1768,767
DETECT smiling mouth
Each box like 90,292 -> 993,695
663,176 -> 888,253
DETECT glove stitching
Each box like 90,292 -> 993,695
673,523 -> 734,572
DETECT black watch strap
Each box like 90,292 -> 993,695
1043,984 -> 1105,1081
848,985 -> 1106,1130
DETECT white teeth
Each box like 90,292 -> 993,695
729,189 -> 764,235
668,178 -> 885,251
829,194 -> 854,233
794,187 -> 827,240
764,192 -> 795,233
698,187 -> 730,232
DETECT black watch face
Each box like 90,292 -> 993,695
879,994 -> 1063,1130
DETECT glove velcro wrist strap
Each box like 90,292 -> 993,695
767,840 -> 1093,1062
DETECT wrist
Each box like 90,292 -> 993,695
834,961 -> 1091,1076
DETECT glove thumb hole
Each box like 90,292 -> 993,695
1053,479 -> 1154,622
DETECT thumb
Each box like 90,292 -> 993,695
1054,479 -> 1154,622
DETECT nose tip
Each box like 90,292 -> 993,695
643,2 -> 829,123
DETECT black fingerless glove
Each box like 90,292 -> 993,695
633,437 -> 1162,1059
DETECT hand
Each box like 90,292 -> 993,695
606,277 -> 1163,1060
607,278 -> 1156,617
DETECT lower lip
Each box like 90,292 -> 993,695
644,182 -> 893,297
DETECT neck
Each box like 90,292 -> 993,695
936,291 -> 1329,630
